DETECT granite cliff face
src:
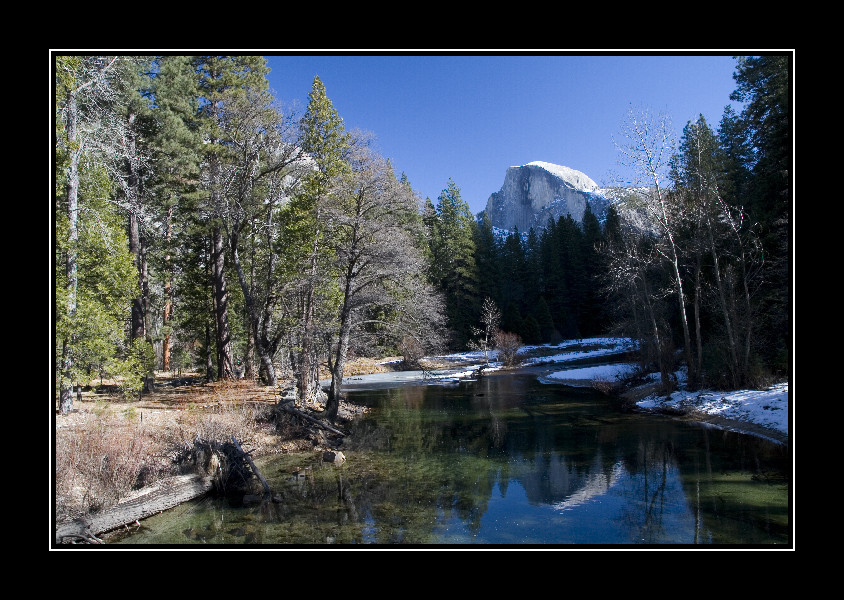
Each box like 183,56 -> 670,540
483,161 -> 610,232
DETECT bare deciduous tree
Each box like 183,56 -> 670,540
615,105 -> 697,387
469,297 -> 501,364
56,55 -> 122,413
322,135 -> 445,421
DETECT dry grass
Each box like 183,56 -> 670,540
54,372 -> 329,524
330,356 -> 404,377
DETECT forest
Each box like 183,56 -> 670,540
54,55 -> 791,424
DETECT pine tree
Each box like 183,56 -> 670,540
287,75 -> 351,404
146,55 -> 203,373
523,227 -> 542,312
534,296 -> 557,343
730,55 -> 790,229
579,204 -> 604,336
500,229 -> 526,315
727,55 -> 790,374
195,55 -> 271,380
539,217 -> 567,335
429,179 -> 478,348
473,211 -> 500,303
110,56 -> 160,392
501,302 -> 523,338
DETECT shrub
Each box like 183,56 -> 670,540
399,335 -> 425,368
495,330 -> 523,367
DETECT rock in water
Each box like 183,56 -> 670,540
322,450 -> 346,464
483,161 -> 609,232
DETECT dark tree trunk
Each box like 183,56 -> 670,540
212,225 -> 234,380
129,212 -> 145,340
162,205 -> 174,371
326,266 -> 355,423
230,228 -> 277,387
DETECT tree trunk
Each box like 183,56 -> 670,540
665,224 -> 696,386
205,321 -> 214,383
641,276 -> 672,393
326,314 -> 351,423
706,214 -> 740,387
327,262 -> 355,423
127,110 -> 145,344
162,205 -> 174,371
243,230 -> 257,380
59,88 -> 80,415
129,211 -> 145,340
212,225 -> 234,380
231,228 -> 277,387
298,227 -> 320,405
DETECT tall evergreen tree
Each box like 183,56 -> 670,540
499,229 -> 526,315
146,55 -> 203,373
287,75 -> 351,403
534,296 -> 557,343
727,55 -> 791,373
539,217 -> 566,334
523,227 -> 542,311
473,212 -> 500,303
429,179 -> 478,348
730,55 -> 790,229
109,56 -> 160,392
195,55 -> 270,380
579,204 -> 604,336
558,215 -> 586,337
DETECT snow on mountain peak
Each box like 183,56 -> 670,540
522,161 -> 598,192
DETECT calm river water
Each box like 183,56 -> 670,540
110,369 -> 790,547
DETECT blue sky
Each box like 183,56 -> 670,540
264,53 -> 744,216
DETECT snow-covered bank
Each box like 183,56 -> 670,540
362,337 -> 790,444
533,338 -> 789,444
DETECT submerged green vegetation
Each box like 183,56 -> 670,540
110,374 -> 789,545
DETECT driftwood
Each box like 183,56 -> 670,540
55,437 -> 272,544
55,474 -> 214,544
278,402 -> 346,436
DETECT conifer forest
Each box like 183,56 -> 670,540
54,55 -> 792,423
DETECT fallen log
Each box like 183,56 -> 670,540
278,402 -> 346,436
55,473 -> 214,544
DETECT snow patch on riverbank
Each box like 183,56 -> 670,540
357,336 -> 790,442
534,339 -> 790,440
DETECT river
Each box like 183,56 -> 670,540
110,367 -> 790,547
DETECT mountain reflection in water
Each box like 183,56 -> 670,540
112,370 -> 790,546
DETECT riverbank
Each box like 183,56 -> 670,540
54,336 -> 789,541
518,339 -> 789,445
53,376 -> 370,531
425,337 -> 789,445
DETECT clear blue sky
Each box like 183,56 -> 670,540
264,53 -> 744,216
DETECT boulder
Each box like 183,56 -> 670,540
322,450 -> 346,465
